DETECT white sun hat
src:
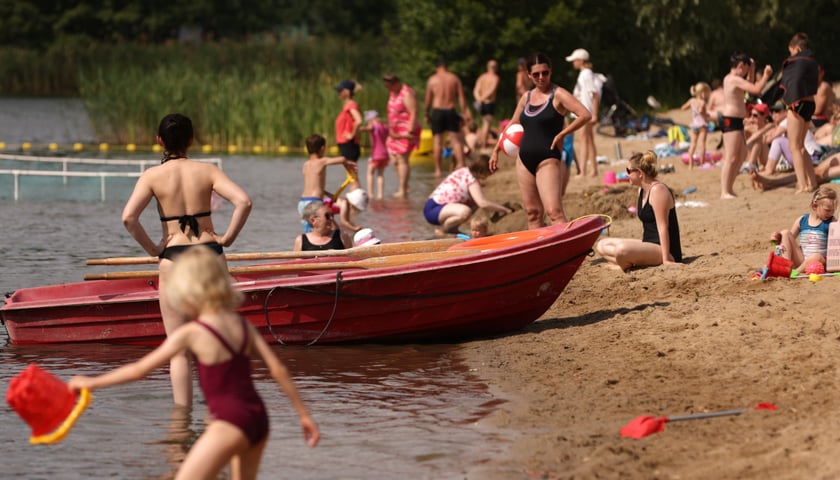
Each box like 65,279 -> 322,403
353,228 -> 381,247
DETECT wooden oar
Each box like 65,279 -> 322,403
85,238 -> 463,266
83,249 -> 478,281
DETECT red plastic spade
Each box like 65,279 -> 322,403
620,403 -> 777,439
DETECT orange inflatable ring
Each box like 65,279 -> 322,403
449,227 -> 555,252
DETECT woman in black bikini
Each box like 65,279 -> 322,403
595,151 -> 683,271
121,113 -> 252,406
293,201 -> 352,251
489,52 -> 590,229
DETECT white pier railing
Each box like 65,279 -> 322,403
0,155 -> 224,202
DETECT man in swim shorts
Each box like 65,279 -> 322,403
473,59 -> 500,148
720,51 -> 773,199
425,59 -> 472,177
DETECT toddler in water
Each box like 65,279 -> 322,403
361,110 -> 389,200
770,186 -> 837,272
680,82 -> 710,170
69,246 -> 319,480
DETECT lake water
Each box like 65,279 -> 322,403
0,98 -> 521,479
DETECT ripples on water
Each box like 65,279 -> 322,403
1,344 -> 513,479
0,98 -> 518,479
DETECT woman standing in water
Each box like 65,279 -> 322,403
121,113 -> 252,406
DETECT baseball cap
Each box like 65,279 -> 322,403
748,103 -> 770,116
565,48 -> 590,62
334,80 -> 356,93
353,228 -> 380,247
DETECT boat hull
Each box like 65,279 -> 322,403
2,217 -> 606,345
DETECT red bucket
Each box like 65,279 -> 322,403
765,252 -> 793,278
6,363 -> 91,444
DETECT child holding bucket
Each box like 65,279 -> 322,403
68,246 -> 319,480
770,186 -> 837,273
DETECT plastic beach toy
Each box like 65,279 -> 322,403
6,363 -> 91,445
764,252 -> 793,278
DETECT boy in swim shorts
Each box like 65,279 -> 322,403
300,133 -> 357,232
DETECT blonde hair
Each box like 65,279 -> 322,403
690,82 -> 711,101
470,212 -> 489,229
812,186 -> 837,206
628,150 -> 659,179
165,246 -> 242,314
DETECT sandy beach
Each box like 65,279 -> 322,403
461,108 -> 840,479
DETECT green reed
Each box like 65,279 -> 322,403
73,40 -> 391,150
2,39 -> 393,150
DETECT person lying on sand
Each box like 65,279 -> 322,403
751,152 -> 840,191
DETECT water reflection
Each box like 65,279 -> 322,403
1,342 -> 510,479
0,97 -> 514,479
146,405 -> 197,480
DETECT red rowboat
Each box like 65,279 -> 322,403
1,216 -> 607,345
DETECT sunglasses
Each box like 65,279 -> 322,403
318,212 -> 334,220
531,70 -> 550,78
626,167 -> 639,175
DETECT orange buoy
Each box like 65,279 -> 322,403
6,363 -> 91,444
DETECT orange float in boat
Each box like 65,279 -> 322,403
449,227 -> 555,252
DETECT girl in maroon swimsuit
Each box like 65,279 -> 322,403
69,246 -> 319,480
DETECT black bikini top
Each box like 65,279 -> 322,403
160,211 -> 212,235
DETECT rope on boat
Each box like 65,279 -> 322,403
263,271 -> 343,346
260,231 -> 601,344
565,213 -> 613,231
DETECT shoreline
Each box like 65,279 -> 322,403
458,108 -> 840,479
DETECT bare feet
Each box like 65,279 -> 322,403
750,170 -> 766,191
721,192 -> 737,199
392,190 -> 408,199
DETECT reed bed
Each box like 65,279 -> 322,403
3,40 -> 393,150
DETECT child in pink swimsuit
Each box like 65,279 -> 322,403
362,110 -> 390,199
69,246 -> 319,480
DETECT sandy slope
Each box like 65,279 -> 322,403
460,108 -> 840,479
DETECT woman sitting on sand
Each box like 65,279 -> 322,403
596,151 -> 683,271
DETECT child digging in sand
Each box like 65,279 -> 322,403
770,186 -> 837,272
68,246 -> 319,480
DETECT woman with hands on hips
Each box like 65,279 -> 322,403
489,52 -> 590,229
121,113 -> 252,407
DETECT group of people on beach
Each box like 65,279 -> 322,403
60,31 -> 840,479
678,33 -> 839,199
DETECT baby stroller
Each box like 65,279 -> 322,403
598,74 -> 643,137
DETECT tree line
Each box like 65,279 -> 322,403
1,0 -> 839,110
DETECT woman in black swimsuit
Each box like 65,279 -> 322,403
293,201 -> 352,251
489,52 -> 591,229
121,113 -> 252,407
595,151 -> 683,271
